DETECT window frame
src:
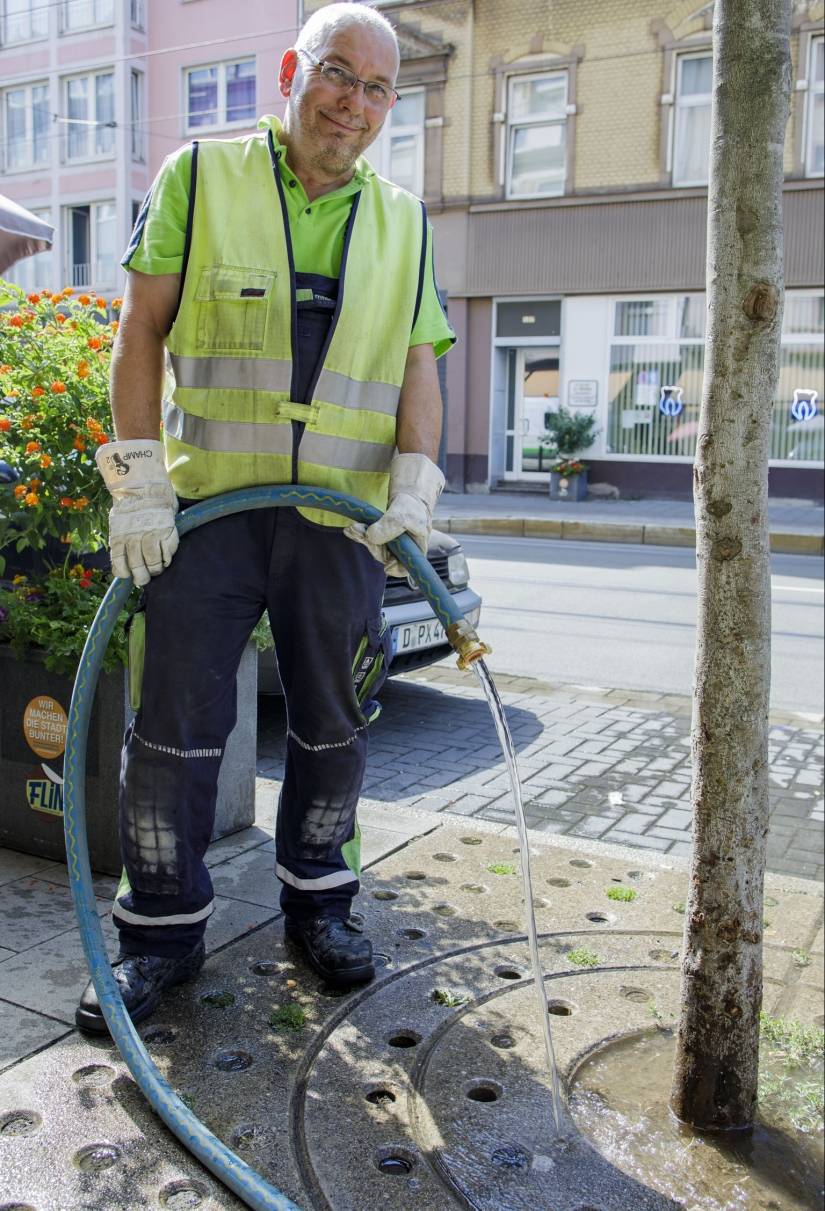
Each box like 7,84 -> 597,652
4,206 -> 52,292
61,68 -> 116,165
804,33 -> 824,177
60,0 -> 114,35
671,50 -> 713,188
130,69 -> 145,162
130,0 -> 145,31
369,86 -> 426,196
1,0 -> 49,46
2,79 -> 50,174
64,198 -> 118,290
504,69 -> 569,201
183,58 -> 257,135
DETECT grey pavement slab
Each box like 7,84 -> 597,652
0,850 -> 61,887
0,999 -> 71,1074
0,878 -> 110,952
0,821 -> 820,1211
0,915 -> 119,1024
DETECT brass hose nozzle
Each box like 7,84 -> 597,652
446,618 -> 493,672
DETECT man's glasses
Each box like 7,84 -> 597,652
297,48 -> 399,110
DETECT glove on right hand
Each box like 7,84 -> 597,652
95,439 -> 179,588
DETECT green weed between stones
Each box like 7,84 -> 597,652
269,1004 -> 306,1030
759,1012 -> 825,1132
605,886 -> 637,902
201,991 -> 235,1008
567,947 -> 600,968
431,989 -> 470,1007
487,863 -> 517,876
792,949 -> 812,967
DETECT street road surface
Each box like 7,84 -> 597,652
458,536 -> 824,715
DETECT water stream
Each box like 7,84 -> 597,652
473,659 -> 565,1136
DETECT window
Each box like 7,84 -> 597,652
2,0 -> 48,45
506,72 -> 568,199
370,88 -> 425,195
63,71 -> 115,161
5,208 -> 53,292
185,60 -> 256,132
806,36 -> 824,176
131,70 -> 145,162
66,201 -> 117,288
130,0 -> 144,30
672,53 -> 712,186
2,82 -> 49,172
62,0 -> 113,33
607,293 -> 824,464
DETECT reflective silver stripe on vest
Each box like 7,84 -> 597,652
164,402 -> 393,472
170,354 -> 400,415
170,353 -> 292,392
315,368 -> 400,416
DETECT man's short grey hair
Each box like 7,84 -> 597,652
296,3 -> 399,70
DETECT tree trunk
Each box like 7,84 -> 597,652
670,0 -> 792,1131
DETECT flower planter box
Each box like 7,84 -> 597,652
0,641 -> 257,875
549,469 -> 589,501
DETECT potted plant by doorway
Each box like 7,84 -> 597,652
0,281 -> 256,872
544,406 -> 599,501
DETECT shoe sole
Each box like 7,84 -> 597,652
74,950 -> 205,1035
284,925 -> 374,988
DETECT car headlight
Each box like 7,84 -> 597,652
447,550 -> 470,586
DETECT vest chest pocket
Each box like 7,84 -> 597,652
195,266 -> 276,352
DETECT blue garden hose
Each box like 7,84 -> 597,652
64,485 -> 489,1211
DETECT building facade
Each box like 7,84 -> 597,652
306,0 -> 823,499
1,0 -> 296,296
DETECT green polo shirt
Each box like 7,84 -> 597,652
124,115 -> 455,357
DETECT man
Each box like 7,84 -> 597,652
76,3 -> 454,1033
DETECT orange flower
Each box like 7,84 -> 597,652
94,431 -> 109,444
50,294 -> 63,304
55,313 -> 67,324
13,484 -> 26,497
31,386 -> 46,398
39,454 -> 52,468
27,293 -> 40,304
24,492 -> 39,507
60,496 -> 74,507
62,287 -> 74,296
77,294 -> 91,306
87,336 -> 102,350
73,437 -> 86,452
21,415 -> 36,430
28,478 -> 41,487
73,496 -> 89,510
76,360 -> 91,379
0,417 -> 10,431
25,441 -> 41,454
86,417 -> 103,433
111,298 -> 123,310
9,315 -> 23,328
95,297 -> 106,307
110,320 -> 120,333
50,381 -> 67,394
6,389 -> 19,397
0,364 -> 11,373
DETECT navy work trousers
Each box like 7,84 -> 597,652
114,506 -> 390,957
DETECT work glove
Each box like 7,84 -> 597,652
344,452 -> 444,578
95,439 -> 179,588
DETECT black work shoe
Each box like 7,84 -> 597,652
284,914 -> 374,987
75,942 -> 206,1035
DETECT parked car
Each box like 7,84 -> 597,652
257,529 -> 482,693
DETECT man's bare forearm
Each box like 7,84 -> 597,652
109,270 -> 180,441
396,343 -> 442,461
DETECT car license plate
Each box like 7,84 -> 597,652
392,607 -> 480,656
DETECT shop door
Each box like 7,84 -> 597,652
503,347 -> 560,478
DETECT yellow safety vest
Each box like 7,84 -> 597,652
164,128 -> 427,525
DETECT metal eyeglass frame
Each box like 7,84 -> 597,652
296,47 -> 399,109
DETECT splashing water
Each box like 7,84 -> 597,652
473,659 -> 565,1135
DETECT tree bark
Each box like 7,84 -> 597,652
670,0 -> 792,1131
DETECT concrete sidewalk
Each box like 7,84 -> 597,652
434,491 -> 824,554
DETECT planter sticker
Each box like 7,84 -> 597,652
22,697 -> 67,817
23,696 -> 68,760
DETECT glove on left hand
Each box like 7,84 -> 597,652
344,452 -> 444,578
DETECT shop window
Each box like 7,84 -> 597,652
506,71 -> 568,199
2,0 -> 48,44
607,293 -> 824,463
496,299 -> 561,339
63,70 -> 115,161
672,53 -> 712,186
185,60 -> 256,133
805,36 -> 824,177
2,81 -> 49,172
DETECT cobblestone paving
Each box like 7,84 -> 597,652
258,667 -> 824,882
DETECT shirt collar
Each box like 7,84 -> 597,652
257,114 -> 375,187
